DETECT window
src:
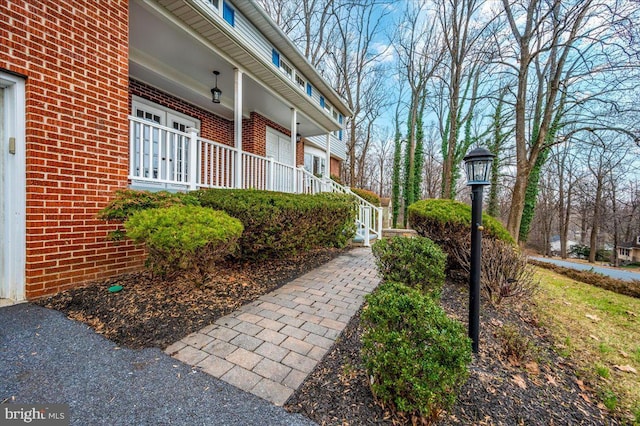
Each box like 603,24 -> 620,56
223,2 -> 235,26
306,82 -> 312,96
272,49 -> 280,67
319,96 -> 325,108
280,60 -> 292,78
295,75 -> 305,89
304,153 -> 326,177
338,114 -> 343,141
207,0 -> 219,9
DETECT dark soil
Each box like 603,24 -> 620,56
285,278 -> 618,425
36,247 -> 347,349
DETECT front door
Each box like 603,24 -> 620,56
0,72 -> 26,303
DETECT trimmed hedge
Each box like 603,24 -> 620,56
372,236 -> 446,299
125,205 -> 243,283
408,199 -> 513,272
98,189 -> 200,222
361,282 -> 472,422
196,189 -> 357,258
408,199 -> 513,243
350,188 -> 381,206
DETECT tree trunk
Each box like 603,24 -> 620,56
589,178 -> 603,263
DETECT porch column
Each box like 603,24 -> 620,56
187,127 -> 199,190
235,68 -> 243,189
325,133 -> 331,179
290,108 -> 297,193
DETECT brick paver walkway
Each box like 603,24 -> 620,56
165,247 -> 379,405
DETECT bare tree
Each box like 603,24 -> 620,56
498,0 -> 639,242
330,0 -> 393,187
393,2 -> 445,222
584,133 -> 630,263
436,0 -> 497,198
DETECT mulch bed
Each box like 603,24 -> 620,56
285,277 -> 618,425
36,247 -> 347,349
37,248 -> 619,424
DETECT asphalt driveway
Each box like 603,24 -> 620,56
530,257 -> 640,282
0,304 -> 316,426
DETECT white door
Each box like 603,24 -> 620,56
0,72 -> 26,303
168,113 -> 197,183
266,127 -> 292,164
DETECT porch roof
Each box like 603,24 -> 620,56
139,0 -> 348,136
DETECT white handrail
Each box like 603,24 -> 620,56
129,117 -> 381,244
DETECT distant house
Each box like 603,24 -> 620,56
549,236 -> 579,257
618,236 -> 640,263
0,0 -> 382,302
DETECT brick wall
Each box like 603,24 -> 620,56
0,1 -> 139,299
330,157 -> 342,177
129,79 -> 233,146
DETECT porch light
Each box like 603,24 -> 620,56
296,122 -> 301,142
211,71 -> 222,104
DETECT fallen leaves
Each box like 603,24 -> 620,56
512,375 -> 527,389
525,361 -> 539,375
585,313 -> 601,322
545,374 -> 557,386
613,364 -> 637,374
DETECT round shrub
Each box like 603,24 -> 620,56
98,189 -> 200,222
350,187 -> 381,206
361,282 -> 472,422
408,199 -> 513,273
371,236 -> 446,299
125,205 -> 243,283
408,199 -> 513,243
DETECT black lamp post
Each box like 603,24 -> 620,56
463,146 -> 495,353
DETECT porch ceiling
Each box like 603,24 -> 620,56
129,0 -> 332,138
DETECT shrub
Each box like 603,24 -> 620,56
408,198 -> 513,272
361,282 -> 472,423
330,174 -> 343,185
196,189 -> 356,258
497,323 -> 536,363
458,239 -> 538,306
350,187 -> 381,206
125,205 -> 243,283
98,189 -> 200,222
371,236 -> 446,299
528,260 -> 640,299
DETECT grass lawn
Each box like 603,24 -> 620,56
534,267 -> 640,423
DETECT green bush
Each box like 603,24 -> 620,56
372,236 -> 446,299
361,282 -> 472,422
350,187 -> 381,206
408,199 -> 513,243
98,189 -> 200,222
196,189 -> 356,258
125,205 -> 243,283
408,199 -> 513,272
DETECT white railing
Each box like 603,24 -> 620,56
297,168 -> 383,246
296,167 -> 327,194
129,117 -> 382,245
129,116 -> 192,188
242,153 -> 295,192
198,136 -> 237,189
